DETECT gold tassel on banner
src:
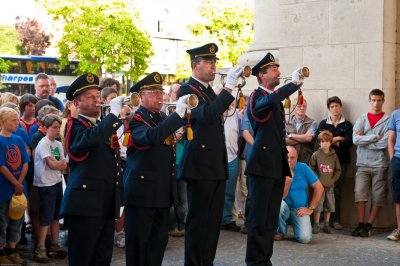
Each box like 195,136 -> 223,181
122,132 -> 132,147
164,135 -> 172,146
238,90 -> 246,110
186,124 -> 193,140
185,112 -> 194,140
297,89 -> 304,105
284,97 -> 291,109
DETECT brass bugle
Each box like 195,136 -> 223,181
213,65 -> 252,78
159,94 -> 199,110
280,67 -> 310,82
214,65 -> 252,89
96,92 -> 141,109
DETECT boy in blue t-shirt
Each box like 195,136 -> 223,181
0,107 -> 30,264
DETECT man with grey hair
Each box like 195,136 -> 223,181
34,73 -> 64,112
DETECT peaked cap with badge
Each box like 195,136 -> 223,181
186,43 -> 219,60
66,73 -> 100,101
130,72 -> 163,93
251,52 -> 280,76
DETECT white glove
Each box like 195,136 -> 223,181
109,96 -> 125,116
175,95 -> 190,118
291,68 -> 304,86
225,66 -> 243,90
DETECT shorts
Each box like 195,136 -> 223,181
316,186 -> 335,212
391,157 -> 400,203
29,186 -> 40,212
354,166 -> 388,206
38,182 -> 63,226
0,200 -> 23,246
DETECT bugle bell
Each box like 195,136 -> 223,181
214,65 -> 252,89
280,67 -> 310,83
97,92 -> 141,116
160,94 -> 199,110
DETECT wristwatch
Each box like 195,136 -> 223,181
308,206 -> 315,211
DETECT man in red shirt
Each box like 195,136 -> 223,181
352,89 -> 390,237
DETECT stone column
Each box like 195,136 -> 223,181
239,0 -> 399,229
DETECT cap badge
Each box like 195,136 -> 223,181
269,54 -> 274,61
209,45 -> 216,54
86,73 -> 95,83
154,73 -> 161,83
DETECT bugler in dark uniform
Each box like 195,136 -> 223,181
123,72 -> 188,266
245,53 -> 304,265
177,43 -> 243,265
61,73 -> 123,266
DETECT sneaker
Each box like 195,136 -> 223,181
360,225 -> 372,237
351,223 -> 365,237
240,224 -> 248,234
312,223 -> 320,234
34,247 -> 49,263
274,234 -> 284,241
7,252 -> 24,265
48,243 -> 68,259
387,229 -> 400,241
170,228 -> 185,237
323,224 -> 333,234
114,231 -> 125,248
221,222 -> 241,232
333,222 -> 343,230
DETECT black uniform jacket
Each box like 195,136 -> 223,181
61,114 -> 123,218
123,106 -> 184,208
245,83 -> 299,179
177,77 -> 235,181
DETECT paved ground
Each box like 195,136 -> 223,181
21,224 -> 400,266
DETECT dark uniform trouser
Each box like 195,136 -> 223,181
125,206 -> 170,266
184,179 -> 225,266
246,175 -> 284,266
67,216 -> 115,266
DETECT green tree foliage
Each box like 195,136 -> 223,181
188,0 -> 254,67
0,58 -> 9,89
0,25 -> 21,54
0,58 -> 8,73
39,0 -> 153,81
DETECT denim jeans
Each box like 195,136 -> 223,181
0,200 -> 23,247
175,180 -> 187,230
331,163 -> 348,224
222,157 -> 239,225
277,201 -> 312,244
170,178 -> 187,231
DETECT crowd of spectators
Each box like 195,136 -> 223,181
0,70 -> 399,265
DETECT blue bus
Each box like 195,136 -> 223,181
0,55 -> 79,95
